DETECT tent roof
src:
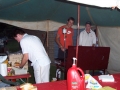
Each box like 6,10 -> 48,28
0,0 -> 120,26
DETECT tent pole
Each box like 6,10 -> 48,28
46,19 -> 49,54
76,5 -> 80,65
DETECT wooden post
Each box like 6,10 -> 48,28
76,5 -> 80,65
46,20 -> 49,54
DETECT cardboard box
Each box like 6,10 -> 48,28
8,53 -> 28,71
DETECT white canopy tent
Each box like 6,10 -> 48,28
0,0 -> 120,74
98,27 -> 120,74
0,19 -> 80,31
67,0 -> 120,9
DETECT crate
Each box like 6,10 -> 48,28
8,53 -> 28,71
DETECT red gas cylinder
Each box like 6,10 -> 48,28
67,57 -> 85,90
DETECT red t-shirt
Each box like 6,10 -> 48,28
57,25 -> 73,49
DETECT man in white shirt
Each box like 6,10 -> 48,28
78,21 -> 96,73
12,29 -> 51,83
79,21 -> 96,46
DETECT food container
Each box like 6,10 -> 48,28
7,67 -> 15,76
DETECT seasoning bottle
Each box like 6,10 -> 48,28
67,57 -> 85,90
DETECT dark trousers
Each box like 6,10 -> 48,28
58,48 -> 68,60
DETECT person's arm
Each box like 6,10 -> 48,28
72,30 -> 74,45
55,34 -> 64,51
19,53 -> 29,68
92,44 -> 96,47
92,32 -> 97,47
78,32 -> 82,46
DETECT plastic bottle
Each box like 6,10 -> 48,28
67,57 -> 85,90
56,69 -> 61,79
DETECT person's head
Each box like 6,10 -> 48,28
85,21 -> 91,31
67,17 -> 75,28
12,28 -> 25,42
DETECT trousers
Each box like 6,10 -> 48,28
33,61 -> 50,84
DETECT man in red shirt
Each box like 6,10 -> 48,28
55,17 -> 75,59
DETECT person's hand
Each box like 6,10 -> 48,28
19,66 -> 23,69
92,44 -> 96,50
60,46 -> 65,51
92,44 -> 96,47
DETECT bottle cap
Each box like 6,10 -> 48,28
73,57 -> 77,65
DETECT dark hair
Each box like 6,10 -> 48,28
67,17 -> 75,22
12,28 -> 25,37
85,21 -> 91,26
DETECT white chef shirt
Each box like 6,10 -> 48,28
20,34 -> 51,66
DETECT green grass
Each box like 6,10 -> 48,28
50,64 -> 57,81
